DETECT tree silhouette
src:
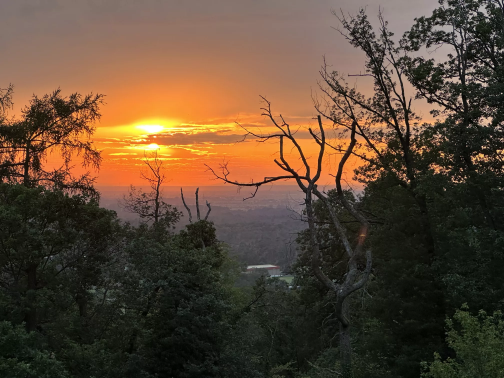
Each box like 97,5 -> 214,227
207,97 -> 371,377
0,89 -> 103,196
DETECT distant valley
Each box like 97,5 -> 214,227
98,185 -> 307,269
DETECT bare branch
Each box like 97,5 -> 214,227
204,201 -> 212,221
195,187 -> 201,221
180,188 -> 192,223
205,162 -> 304,201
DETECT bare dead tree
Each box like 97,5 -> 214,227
206,97 -> 371,377
123,151 -> 181,228
180,187 -> 212,251
180,187 -> 212,223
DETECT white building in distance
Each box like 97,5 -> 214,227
246,264 -> 281,276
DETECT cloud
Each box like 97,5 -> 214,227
146,132 -> 246,146
116,123 -> 333,151
162,147 -> 215,159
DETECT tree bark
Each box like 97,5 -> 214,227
340,299 -> 352,378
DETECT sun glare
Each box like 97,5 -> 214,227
137,125 -> 164,133
145,143 -> 160,150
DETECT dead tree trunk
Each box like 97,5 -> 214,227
180,187 -> 211,223
207,99 -> 371,377
181,187 -> 212,249
123,151 -> 183,232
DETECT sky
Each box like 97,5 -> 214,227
0,0 -> 440,188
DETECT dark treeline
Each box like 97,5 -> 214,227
1,1 -> 504,377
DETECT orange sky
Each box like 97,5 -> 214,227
91,114 -> 363,188
0,0 -> 440,188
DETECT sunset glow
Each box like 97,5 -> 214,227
1,0 -> 439,188
137,125 -> 164,134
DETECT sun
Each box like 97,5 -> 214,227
137,125 -> 164,134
